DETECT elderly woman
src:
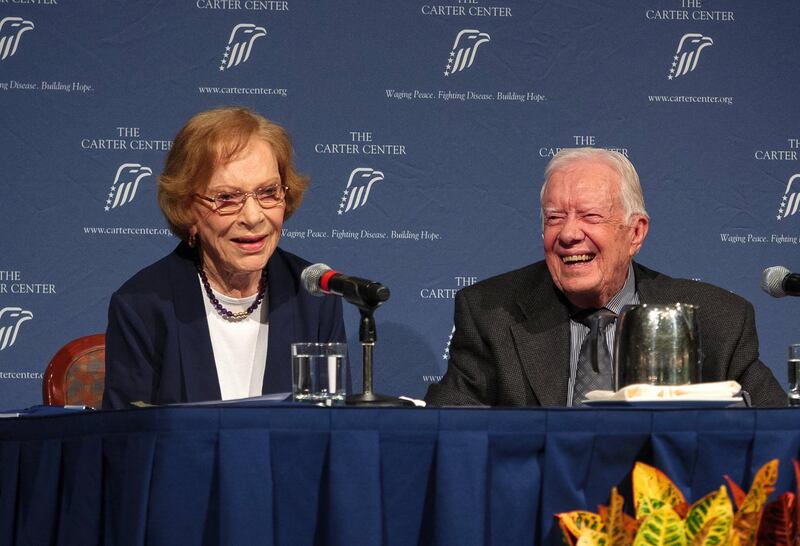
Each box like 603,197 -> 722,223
102,107 -> 345,409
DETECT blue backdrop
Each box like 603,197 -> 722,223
1,0 -> 799,407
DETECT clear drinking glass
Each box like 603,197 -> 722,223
788,344 -> 800,407
291,342 -> 347,405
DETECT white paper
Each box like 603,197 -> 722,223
585,381 -> 742,402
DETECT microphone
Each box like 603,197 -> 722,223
301,263 -> 390,308
760,266 -> 800,297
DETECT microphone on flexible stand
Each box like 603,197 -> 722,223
301,263 -> 390,309
301,264 -> 413,407
761,266 -> 800,298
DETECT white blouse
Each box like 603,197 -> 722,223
198,275 -> 269,400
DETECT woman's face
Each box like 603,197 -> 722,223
190,137 -> 284,284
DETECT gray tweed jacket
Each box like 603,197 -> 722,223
425,261 -> 786,407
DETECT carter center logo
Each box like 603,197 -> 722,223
0,307 -> 32,351
776,174 -> 800,221
219,23 -> 266,71
105,163 -> 152,212
442,325 -> 455,360
337,168 -> 384,215
444,29 -> 490,77
667,33 -> 713,80
0,17 -> 34,61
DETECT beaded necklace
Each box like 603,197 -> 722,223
196,261 -> 266,321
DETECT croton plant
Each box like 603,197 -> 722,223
557,459 -> 800,545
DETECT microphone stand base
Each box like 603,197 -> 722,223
346,392 -> 415,407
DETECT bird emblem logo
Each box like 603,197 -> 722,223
105,163 -> 153,212
777,174 -> 800,221
338,168 -> 385,215
444,29 -> 490,77
668,33 -> 713,80
0,17 -> 34,61
0,307 -> 33,351
219,23 -> 267,71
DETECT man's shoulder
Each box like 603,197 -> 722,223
635,263 -> 750,309
459,261 -> 550,301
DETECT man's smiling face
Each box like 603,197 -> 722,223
541,159 -> 648,309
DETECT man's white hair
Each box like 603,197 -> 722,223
539,147 -> 649,229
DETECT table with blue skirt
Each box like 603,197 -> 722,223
1,404 -> 799,546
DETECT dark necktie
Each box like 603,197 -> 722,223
572,308 -> 617,405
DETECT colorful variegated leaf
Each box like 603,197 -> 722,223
793,459 -> 800,530
687,514 -> 732,546
599,503 -> 637,545
731,512 -> 761,546
623,515 -> 639,541
674,501 -> 690,520
633,462 -> 687,520
576,529 -> 609,546
731,459 -> 779,546
558,511 -> 608,540
756,492 -> 795,546
684,486 -> 733,542
607,487 -> 634,546
724,475 -> 747,511
559,516 -> 577,546
632,506 -> 687,546
742,459 -> 778,512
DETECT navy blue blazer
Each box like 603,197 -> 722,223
102,243 -> 346,409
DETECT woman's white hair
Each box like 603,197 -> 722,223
539,147 -> 649,228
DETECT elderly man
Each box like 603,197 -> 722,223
425,147 -> 785,407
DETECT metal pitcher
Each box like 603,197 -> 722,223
613,303 -> 702,390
